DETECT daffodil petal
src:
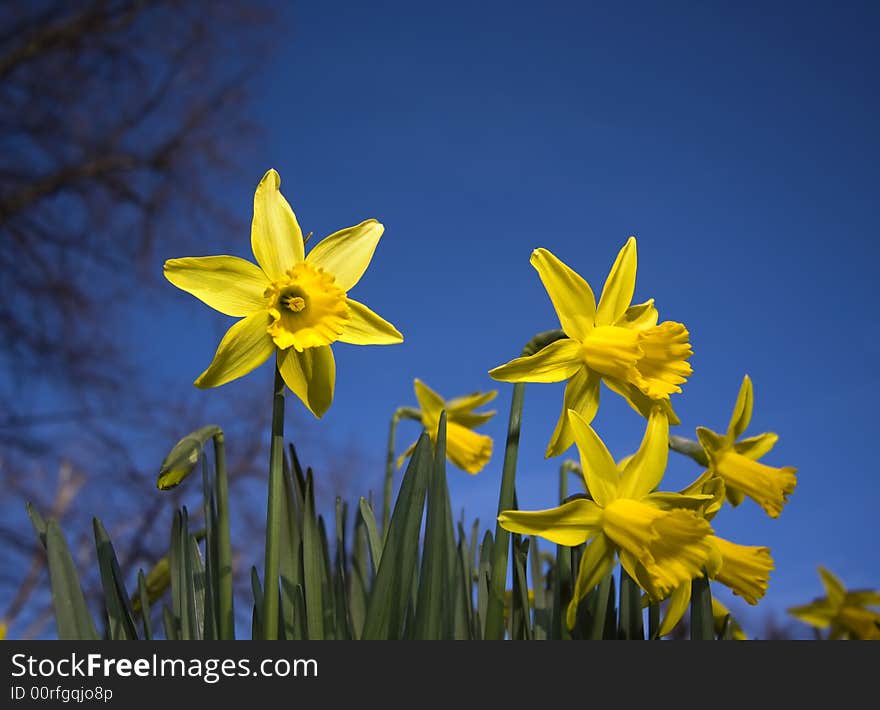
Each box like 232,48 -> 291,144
568,409 -> 619,507
845,591 -> 880,607
788,601 -> 835,628
566,534 -> 615,629
498,499 -> 602,547
529,248 -> 596,339
448,410 -> 496,428
727,375 -> 754,441
818,567 -> 847,607
413,379 -> 445,426
617,407 -> 669,499
733,432 -> 779,460
659,583 -> 692,637
488,339 -> 582,383
545,367 -> 600,458
446,390 -> 497,414
712,536 -> 773,605
277,345 -> 336,418
194,312 -> 275,388
595,236 -> 637,326
251,169 -> 304,280
446,421 -> 493,474
336,298 -> 403,345
617,299 -> 659,330
603,377 -> 681,425
164,256 -> 269,317
306,219 -> 384,292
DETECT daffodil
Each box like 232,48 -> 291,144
712,599 -> 747,640
398,379 -> 496,474
788,567 -> 880,640
696,375 -> 796,517
489,238 -> 693,458
164,169 -> 403,417
498,407 -> 714,628
654,471 -> 773,636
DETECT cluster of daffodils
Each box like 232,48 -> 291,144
486,240 -> 797,635
161,168 -> 878,640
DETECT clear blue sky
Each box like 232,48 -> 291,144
145,1 -> 879,634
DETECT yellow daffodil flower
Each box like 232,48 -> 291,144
398,379 -> 496,474
788,567 -> 880,640
164,169 -> 403,417
696,375 -> 796,517
498,407 -> 714,628
654,471 -> 773,636
712,599 -> 747,640
489,238 -> 693,458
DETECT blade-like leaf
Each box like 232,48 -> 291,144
92,518 -> 138,640
301,470 -> 324,640
137,570 -> 153,640
690,573 -> 714,640
46,520 -> 99,640
361,432 -> 431,640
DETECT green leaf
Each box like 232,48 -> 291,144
551,543 -> 573,641
186,534 -> 207,640
250,566 -> 263,640
361,431 -> 431,640
333,498 -> 352,641
92,518 -> 138,640
200,453 -> 219,641
510,535 -> 532,640
162,605 -> 179,641
301,470 -> 324,640
618,566 -> 644,640
414,412 -> 450,640
317,515 -> 336,640
46,520 -> 99,640
477,530 -> 493,640
279,452 -> 302,640
137,570 -> 153,640
26,502 -> 47,549
589,571 -> 614,640
348,512 -> 369,640
690,573 -> 714,641
358,498 -> 383,574
530,537 -> 550,640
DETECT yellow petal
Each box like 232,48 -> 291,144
251,169 -> 304,280
602,499 -> 714,600
712,536 -> 773,605
413,379 -> 445,431
277,345 -> 336,418
163,256 -> 269,317
568,409 -> 619,507
845,590 -> 880,607
733,432 -> 779,460
545,367 -> 600,458
446,390 -> 497,414
707,446 -> 797,519
617,299 -> 659,330
336,298 -> 403,345
712,599 -> 747,640
617,407 -> 669,499
448,409 -> 496,428
818,566 -> 847,607
727,375 -> 754,441
488,339 -> 583,383
306,219 -> 384,292
595,236 -> 637,326
194,312 -> 275,388
529,248 -> 596,339
603,377 -> 681,425
446,421 -> 493,474
497,498 -> 602,547
631,321 -> 693,398
658,583 -> 691,637
566,534 -> 615,629
788,601 -> 835,629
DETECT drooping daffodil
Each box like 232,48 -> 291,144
164,169 -> 403,417
398,379 -> 496,474
696,375 -> 796,518
489,238 -> 693,458
788,567 -> 880,640
654,471 -> 774,637
498,407 -> 714,628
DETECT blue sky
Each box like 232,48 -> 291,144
142,1 -> 879,634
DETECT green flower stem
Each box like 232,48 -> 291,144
668,434 -> 709,467
382,406 -> 422,539
212,431 -> 234,640
484,329 -> 566,640
558,460 -> 580,504
262,366 -> 286,640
